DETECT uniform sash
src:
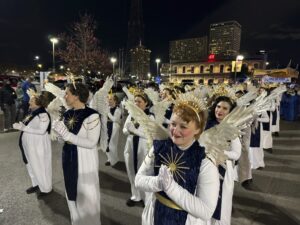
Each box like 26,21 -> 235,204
62,107 -> 98,201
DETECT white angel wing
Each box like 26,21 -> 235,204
93,76 -> 114,116
200,105 -> 255,165
124,101 -> 169,150
236,91 -> 258,106
47,97 -> 65,140
122,86 -> 134,102
151,99 -> 173,125
44,83 -> 68,108
252,91 -> 271,114
144,88 -> 160,105
92,76 -> 114,152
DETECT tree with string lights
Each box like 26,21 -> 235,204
56,14 -> 111,79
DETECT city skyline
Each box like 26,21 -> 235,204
0,0 -> 300,70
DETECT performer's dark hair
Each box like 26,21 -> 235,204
35,92 -> 54,108
67,83 -> 89,103
208,96 -> 236,120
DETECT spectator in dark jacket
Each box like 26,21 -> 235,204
0,80 -> 17,131
21,77 -> 36,117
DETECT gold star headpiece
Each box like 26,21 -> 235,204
210,84 -> 237,101
174,92 -> 207,122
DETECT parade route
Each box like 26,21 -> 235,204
0,120 -> 300,225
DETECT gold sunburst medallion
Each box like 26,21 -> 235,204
65,113 -> 79,130
155,147 -> 190,183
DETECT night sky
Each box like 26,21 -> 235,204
0,0 -> 300,71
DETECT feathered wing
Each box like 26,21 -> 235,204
200,105 -> 255,166
236,91 -> 258,106
44,83 -> 68,108
151,99 -> 173,125
47,97 -> 65,140
144,88 -> 160,105
124,101 -> 169,150
122,86 -> 134,102
92,76 -> 114,152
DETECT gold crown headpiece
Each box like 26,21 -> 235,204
174,92 -> 207,122
211,84 -> 237,101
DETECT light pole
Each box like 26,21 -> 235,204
234,55 -> 244,83
155,58 -> 161,76
50,37 -> 58,72
110,57 -> 117,85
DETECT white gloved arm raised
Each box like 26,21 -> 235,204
224,137 -> 241,161
13,113 -> 50,135
135,147 -> 162,192
163,158 -> 219,220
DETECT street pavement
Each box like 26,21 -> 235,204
0,119 -> 300,225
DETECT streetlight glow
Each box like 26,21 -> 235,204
155,58 -> 161,76
50,37 -> 59,72
234,54 -> 244,83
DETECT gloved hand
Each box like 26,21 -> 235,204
126,122 -> 136,134
13,122 -> 25,131
157,164 -> 173,191
52,120 -> 71,142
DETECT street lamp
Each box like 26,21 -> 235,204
110,57 -> 117,86
50,37 -> 58,72
155,58 -> 161,76
234,55 -> 244,83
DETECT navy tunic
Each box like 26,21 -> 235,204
62,107 -> 98,201
153,139 -> 205,225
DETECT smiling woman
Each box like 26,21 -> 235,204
134,93 -> 220,225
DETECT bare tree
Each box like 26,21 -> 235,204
56,14 -> 111,78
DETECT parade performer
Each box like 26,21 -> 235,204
123,92 -> 154,207
127,86 -> 256,225
205,96 -> 241,225
134,92 -> 220,225
105,93 -> 122,166
248,110 -> 269,170
52,82 -> 101,225
13,90 -> 52,198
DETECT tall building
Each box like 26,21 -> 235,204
209,20 -> 241,58
129,42 -> 151,80
127,0 -> 144,55
169,37 -> 208,63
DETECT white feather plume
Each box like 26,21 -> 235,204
44,83 -> 68,109
124,100 -> 169,150
200,105 -> 255,166
92,76 -> 114,152
122,86 -> 134,102
236,91 -> 258,106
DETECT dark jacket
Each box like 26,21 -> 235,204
0,84 -> 17,109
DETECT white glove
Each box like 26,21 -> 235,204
52,120 -> 71,141
13,122 -> 25,131
126,122 -> 136,134
158,165 -> 173,191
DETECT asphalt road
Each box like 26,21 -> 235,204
0,119 -> 299,225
